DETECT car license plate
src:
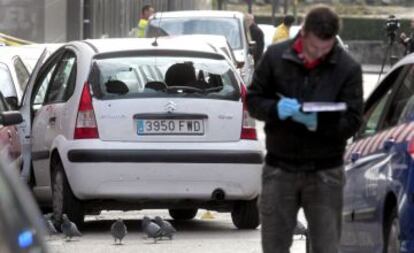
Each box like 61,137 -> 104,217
136,119 -> 204,135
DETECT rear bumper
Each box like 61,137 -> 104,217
60,140 -> 263,202
68,149 -> 263,164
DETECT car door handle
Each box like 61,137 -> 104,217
49,117 -> 56,125
383,138 -> 395,152
351,152 -> 360,163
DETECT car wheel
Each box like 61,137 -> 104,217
383,207 -> 400,253
169,208 -> 198,220
231,199 -> 260,229
52,161 -> 84,229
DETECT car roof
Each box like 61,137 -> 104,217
151,10 -> 245,19
81,38 -> 223,56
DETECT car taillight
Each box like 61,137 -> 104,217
74,82 -> 99,139
240,83 -> 257,140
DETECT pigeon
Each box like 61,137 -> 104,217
43,213 -> 58,235
293,220 -> 307,239
142,216 -> 162,243
61,214 -> 82,241
154,216 -> 176,240
111,218 -> 127,245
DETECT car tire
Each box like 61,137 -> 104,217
231,199 -> 260,229
169,208 -> 198,220
383,207 -> 400,253
52,161 -> 84,229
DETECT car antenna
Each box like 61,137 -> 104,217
152,11 -> 163,47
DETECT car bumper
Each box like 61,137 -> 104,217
60,140 -> 263,201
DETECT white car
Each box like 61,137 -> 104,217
0,44 -> 61,109
0,48 -> 31,108
162,34 -> 239,69
147,11 -> 256,86
21,38 -> 263,229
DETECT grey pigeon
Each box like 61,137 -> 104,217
111,218 -> 127,244
142,216 -> 162,243
293,220 -> 307,239
43,213 -> 58,235
61,214 -> 82,241
154,216 -> 176,240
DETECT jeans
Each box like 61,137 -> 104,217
260,164 -> 345,253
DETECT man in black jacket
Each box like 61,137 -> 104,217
246,14 -> 265,63
247,5 -> 363,253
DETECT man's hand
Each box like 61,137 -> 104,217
292,112 -> 318,131
277,98 -> 300,120
400,32 -> 410,43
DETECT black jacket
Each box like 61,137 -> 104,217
250,23 -> 264,63
247,39 -> 363,172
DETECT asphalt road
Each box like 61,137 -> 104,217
46,210 -> 307,253
45,73 -> 378,253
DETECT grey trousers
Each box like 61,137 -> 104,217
260,164 -> 345,253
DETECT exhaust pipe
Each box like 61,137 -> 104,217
211,188 -> 225,201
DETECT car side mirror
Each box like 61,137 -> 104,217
248,41 -> 257,55
105,80 -> 129,95
0,111 -> 23,126
5,96 -> 18,110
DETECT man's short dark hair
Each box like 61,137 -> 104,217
283,15 -> 295,26
142,5 -> 152,14
303,5 -> 340,40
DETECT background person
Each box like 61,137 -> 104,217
272,14 -> 295,44
247,5 -> 363,253
400,17 -> 414,55
246,14 -> 265,63
136,5 -> 154,38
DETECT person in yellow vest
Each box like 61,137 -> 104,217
136,5 -> 154,38
272,15 -> 295,44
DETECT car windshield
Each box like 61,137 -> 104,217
0,63 -> 17,98
90,54 -> 239,101
147,17 -> 242,50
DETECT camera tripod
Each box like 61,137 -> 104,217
377,34 -> 397,84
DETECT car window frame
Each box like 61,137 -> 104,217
12,56 -> 30,92
356,65 -> 408,139
381,64 -> 414,128
43,50 -> 77,105
29,49 -> 66,108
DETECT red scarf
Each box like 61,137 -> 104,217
293,36 -> 322,70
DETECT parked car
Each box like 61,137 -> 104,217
162,34 -> 240,70
0,47 -> 31,108
0,44 -> 61,109
0,97 -> 46,252
146,10 -> 256,85
0,91 -> 22,169
340,53 -> 414,253
20,38 -> 263,229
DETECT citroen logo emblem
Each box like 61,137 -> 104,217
165,101 -> 177,113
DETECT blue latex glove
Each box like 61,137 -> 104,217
292,111 -> 318,131
277,98 -> 300,120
